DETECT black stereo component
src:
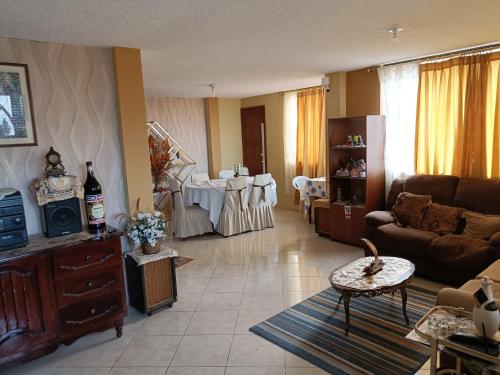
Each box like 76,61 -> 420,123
40,198 -> 83,238
0,190 -> 28,251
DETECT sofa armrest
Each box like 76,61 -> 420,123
365,211 -> 395,227
436,287 -> 475,312
490,231 -> 500,247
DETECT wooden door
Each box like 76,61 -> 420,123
0,255 -> 55,363
241,106 -> 266,176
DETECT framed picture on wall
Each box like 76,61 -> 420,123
0,63 -> 37,147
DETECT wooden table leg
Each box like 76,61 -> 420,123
400,286 -> 409,325
430,337 -> 438,375
342,291 -> 351,336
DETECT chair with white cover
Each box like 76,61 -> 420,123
249,173 -> 275,230
239,166 -> 249,176
218,169 -> 234,179
191,172 -> 210,184
170,178 -> 213,239
216,176 -> 252,236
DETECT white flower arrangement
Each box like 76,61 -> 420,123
127,210 -> 166,248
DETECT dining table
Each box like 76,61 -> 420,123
183,177 -> 278,226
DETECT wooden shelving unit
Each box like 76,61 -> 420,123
327,115 -> 385,245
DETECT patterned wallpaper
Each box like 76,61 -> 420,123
145,97 -> 208,173
0,37 -> 127,234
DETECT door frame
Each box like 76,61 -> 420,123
240,105 -> 267,175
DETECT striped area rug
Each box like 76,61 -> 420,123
250,285 -> 435,375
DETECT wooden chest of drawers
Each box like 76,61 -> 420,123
0,230 -> 127,368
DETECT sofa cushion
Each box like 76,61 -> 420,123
454,178 -> 500,215
386,179 -> 404,210
365,211 -> 395,227
463,211 -> 500,240
476,260 -> 500,284
373,223 -> 439,258
404,175 -> 459,205
460,279 -> 500,301
490,231 -> 500,247
419,203 -> 463,234
428,234 -> 490,271
392,192 -> 432,228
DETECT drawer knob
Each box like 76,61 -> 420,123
87,281 -> 94,288
85,255 -> 91,261
90,308 -> 96,314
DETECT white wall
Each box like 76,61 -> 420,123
145,97 -> 208,173
0,37 -> 126,234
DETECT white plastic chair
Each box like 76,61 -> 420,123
170,178 -> 213,239
292,176 -> 309,192
240,167 -> 249,176
292,175 -> 312,221
218,169 -> 234,179
191,172 -> 210,184
249,173 -> 275,231
216,176 -> 252,236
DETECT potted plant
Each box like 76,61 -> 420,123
127,210 -> 166,255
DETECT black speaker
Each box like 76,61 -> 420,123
40,198 -> 83,238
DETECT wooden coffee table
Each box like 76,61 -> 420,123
329,256 -> 415,336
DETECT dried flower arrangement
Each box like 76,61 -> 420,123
149,135 -> 171,190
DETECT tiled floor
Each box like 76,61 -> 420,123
7,209 -> 443,375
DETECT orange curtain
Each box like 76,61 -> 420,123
295,87 -> 326,181
415,52 -> 500,178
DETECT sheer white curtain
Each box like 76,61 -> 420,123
283,91 -> 297,194
378,63 -> 419,193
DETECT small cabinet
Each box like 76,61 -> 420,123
0,255 -> 55,365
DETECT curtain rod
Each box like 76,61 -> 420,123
279,84 -> 325,95
365,42 -> 500,72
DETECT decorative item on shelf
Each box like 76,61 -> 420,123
44,146 -> 66,177
359,238 -> 385,275
336,187 -> 342,203
344,205 -> 351,220
472,277 -> 500,339
358,159 -> 367,177
346,135 -> 353,146
84,161 -> 106,234
125,200 -> 167,255
357,135 -> 364,146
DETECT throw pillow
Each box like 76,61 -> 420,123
463,211 -> 500,240
392,192 -> 432,228
419,203 -> 463,234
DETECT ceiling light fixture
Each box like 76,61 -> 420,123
387,26 -> 404,45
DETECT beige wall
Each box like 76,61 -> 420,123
204,98 -> 222,178
0,37 -> 127,234
145,97 -> 208,173
241,93 -> 295,210
325,71 -> 347,119
346,69 -> 380,116
218,99 -> 243,169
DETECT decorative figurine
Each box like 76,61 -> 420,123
358,159 -> 366,177
358,135 -> 364,146
352,135 -> 359,145
336,187 -> 342,202
346,135 -> 353,146
360,238 -> 385,276
44,146 -> 66,177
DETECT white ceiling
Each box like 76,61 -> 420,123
1,0 -> 499,98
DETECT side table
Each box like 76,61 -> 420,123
125,246 -> 178,316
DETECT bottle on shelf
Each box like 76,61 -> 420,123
84,161 -> 106,234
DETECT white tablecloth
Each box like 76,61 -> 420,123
184,177 -> 277,225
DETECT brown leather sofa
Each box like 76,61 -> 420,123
365,175 -> 500,285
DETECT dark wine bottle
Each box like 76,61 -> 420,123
84,161 -> 106,234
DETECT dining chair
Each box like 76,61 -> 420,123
249,173 -> 275,231
191,172 -> 210,184
218,169 -> 234,179
292,175 -> 312,223
239,166 -> 249,176
170,178 -> 213,239
216,176 -> 252,236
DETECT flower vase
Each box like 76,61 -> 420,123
142,241 -> 161,255
472,277 -> 500,338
